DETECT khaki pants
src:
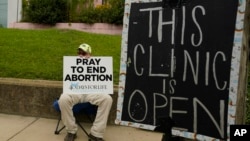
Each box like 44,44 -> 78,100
58,93 -> 113,138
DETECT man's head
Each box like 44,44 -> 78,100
78,43 -> 92,56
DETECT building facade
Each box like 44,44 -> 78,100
0,0 -> 22,28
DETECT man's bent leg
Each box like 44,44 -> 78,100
58,94 -> 82,134
84,94 -> 113,138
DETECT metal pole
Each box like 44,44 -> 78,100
16,0 -> 19,22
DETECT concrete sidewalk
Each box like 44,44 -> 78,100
0,113 -> 162,141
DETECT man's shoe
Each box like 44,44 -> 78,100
64,133 -> 77,141
88,134 -> 104,141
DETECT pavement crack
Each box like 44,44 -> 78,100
6,117 -> 40,141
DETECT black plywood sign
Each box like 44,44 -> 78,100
117,0 -> 242,140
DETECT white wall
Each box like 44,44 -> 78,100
7,0 -> 22,27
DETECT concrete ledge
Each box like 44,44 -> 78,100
0,78 -> 118,124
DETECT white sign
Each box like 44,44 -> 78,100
63,56 -> 113,94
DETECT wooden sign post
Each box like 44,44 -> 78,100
116,0 -> 250,140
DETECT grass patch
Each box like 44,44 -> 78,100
0,28 -> 121,84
